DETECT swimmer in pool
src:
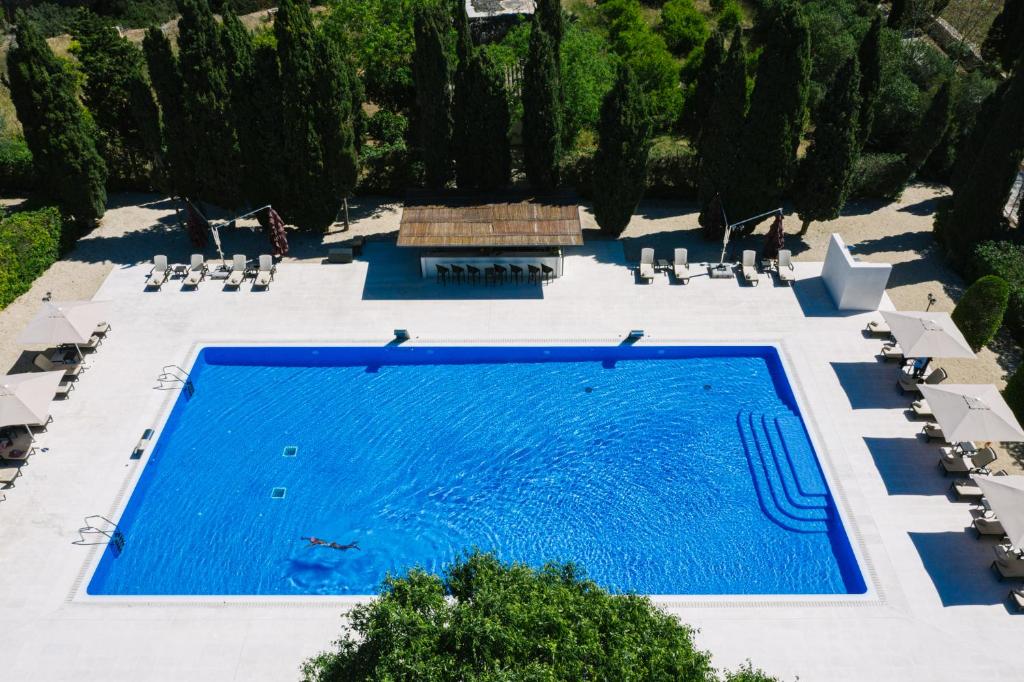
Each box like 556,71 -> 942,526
302,537 -> 360,551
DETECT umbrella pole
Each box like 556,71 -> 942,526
24,424 -> 32,442
75,343 -> 83,363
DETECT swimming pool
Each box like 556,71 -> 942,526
87,345 -> 865,596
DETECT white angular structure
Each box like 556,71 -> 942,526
821,233 -> 892,311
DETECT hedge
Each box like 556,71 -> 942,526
848,152 -> 905,200
561,141 -> 698,201
0,206 -> 62,310
1004,364 -> 1024,424
0,136 -> 36,192
951,275 -> 1009,351
967,241 -> 1024,343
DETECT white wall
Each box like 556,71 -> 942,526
821,233 -> 891,311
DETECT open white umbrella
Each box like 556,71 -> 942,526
975,476 -> 1024,549
919,384 -> 1024,444
0,370 -> 65,439
17,300 -> 109,358
880,311 -> 974,359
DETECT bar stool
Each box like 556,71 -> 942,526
528,264 -> 541,284
493,264 -> 507,284
484,267 -> 499,286
541,264 -> 554,283
435,264 -> 449,285
450,264 -> 465,284
509,264 -> 523,284
466,265 -> 481,285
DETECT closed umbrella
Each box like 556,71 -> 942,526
761,214 -> 785,260
0,370 -> 65,439
266,207 -> 289,257
17,300 -> 110,359
880,311 -> 974,360
918,384 -> 1024,444
975,476 -> 1024,549
185,202 -> 209,249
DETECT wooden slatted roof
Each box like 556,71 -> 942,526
398,195 -> 583,248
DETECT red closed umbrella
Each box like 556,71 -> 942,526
761,214 -> 785,260
266,207 -> 289,257
185,202 -> 208,249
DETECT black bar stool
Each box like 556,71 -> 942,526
509,264 -> 523,284
435,264 -> 449,285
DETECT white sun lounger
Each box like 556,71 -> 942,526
995,545 -> 1024,579
866,319 -> 891,336
673,248 -> 690,284
146,255 -> 171,289
34,353 -> 83,379
911,398 -> 933,419
974,514 -> 1005,536
741,250 -> 758,286
226,255 -> 247,288
881,343 -> 904,361
639,248 -> 655,282
777,249 -> 795,285
940,446 -> 996,475
183,254 -> 207,287
254,255 -> 275,288
898,366 -> 947,393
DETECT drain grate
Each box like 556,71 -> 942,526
282,446 -> 298,458
271,487 -> 286,499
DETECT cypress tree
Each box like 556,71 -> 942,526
314,34 -> 359,227
697,26 -> 745,234
939,60 -> 1024,267
411,2 -> 453,190
220,7 -> 258,204
535,0 -> 564,44
950,78 -> 1009,194
143,27 -> 195,198
71,15 -> 161,191
982,0 -> 1024,71
523,17 -> 563,191
592,64 -> 651,236
176,0 -> 242,207
682,30 -> 725,139
7,14 -> 107,228
887,0 -> 909,29
729,0 -> 810,226
793,58 -> 861,236
879,79 -> 952,199
856,16 -> 881,150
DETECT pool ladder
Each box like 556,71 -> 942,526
75,515 -> 127,555
158,365 -> 195,397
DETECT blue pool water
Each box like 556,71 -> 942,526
88,346 -> 866,596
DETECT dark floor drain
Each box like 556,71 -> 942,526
283,446 -> 298,457
271,487 -> 286,499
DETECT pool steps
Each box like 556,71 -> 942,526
737,410 -> 831,533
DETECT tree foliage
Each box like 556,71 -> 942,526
793,57 -> 861,235
982,0 -> 1024,71
70,15 -> 161,190
660,0 -> 709,57
523,15 -> 563,190
0,205 -> 63,310
411,1 -> 453,189
561,22 -> 618,147
7,13 -> 107,228
856,16 -> 882,150
952,275 -> 1010,351
143,26 -> 192,197
682,30 -> 724,139
879,78 -> 952,199
300,552 -> 779,682
592,64 -> 651,236
729,0 -> 811,225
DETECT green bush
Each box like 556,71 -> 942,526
951,275 -> 1010,351
0,206 -> 62,310
366,110 -> 407,146
847,152 -> 905,199
301,551 -> 779,682
967,242 -> 1024,343
0,136 -> 36,191
561,138 -> 697,200
660,0 -> 709,57
1004,364 -> 1024,425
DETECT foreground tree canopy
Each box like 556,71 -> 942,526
301,552 -> 778,682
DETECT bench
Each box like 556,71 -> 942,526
327,248 -> 353,264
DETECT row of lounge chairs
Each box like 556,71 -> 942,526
637,249 -> 796,285
147,254 -> 276,290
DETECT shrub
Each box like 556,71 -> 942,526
0,136 -> 36,191
1004,364 -> 1024,425
0,206 -> 62,310
366,110 -> 408,146
952,275 -> 1010,351
660,0 -> 709,57
561,139 -> 698,200
301,551 -> 779,681
967,242 -> 1024,343
847,152 -> 904,199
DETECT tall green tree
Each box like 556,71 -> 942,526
729,0 -> 811,225
982,0 -> 1024,71
143,26 -> 193,198
950,78 -> 1009,194
176,0 -> 242,206
856,16 -> 881,150
7,13 -> 107,228
880,79 -> 952,199
793,58 -> 861,236
592,64 -> 651,235
523,16 -> 563,190
938,59 -> 1024,267
70,15 -> 161,190
682,30 -> 724,138
411,1 -> 453,189
535,0 -> 564,43
275,0 -> 357,229
697,26 -> 745,232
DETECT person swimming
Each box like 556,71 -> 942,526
302,536 -> 360,551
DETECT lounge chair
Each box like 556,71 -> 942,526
922,422 -> 945,441
741,250 -> 758,286
94,322 -> 111,336
33,353 -> 83,379
994,546 -> 1024,579
940,446 -> 997,475
898,366 -> 947,394
183,254 -> 207,287
0,430 -> 33,461
226,255 -> 247,288
975,514 -> 1005,536
254,255 -> 276,288
1011,588 -> 1024,610
639,248 -> 655,282
950,471 -> 1007,501
146,255 -> 171,290
911,399 -> 933,419
54,381 -> 74,399
673,248 -> 690,284
881,343 -> 904,361
0,462 -> 21,487
866,319 -> 891,336
75,334 -> 102,352
777,249 -> 795,285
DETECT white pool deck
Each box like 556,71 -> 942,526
2,241 -> 1022,681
